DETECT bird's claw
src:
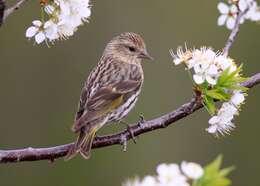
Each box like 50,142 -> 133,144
138,114 -> 146,129
127,124 -> 137,144
119,120 -> 137,144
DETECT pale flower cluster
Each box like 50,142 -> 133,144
170,47 -> 246,136
218,0 -> 260,30
170,47 -> 237,85
26,0 -> 91,44
122,162 -> 204,186
207,91 -> 245,136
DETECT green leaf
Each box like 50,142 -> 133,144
204,155 -> 223,174
211,178 -> 231,186
217,65 -> 243,86
203,95 -> 216,115
227,64 -> 242,79
222,84 -> 249,91
217,67 -> 231,86
230,76 -> 249,83
205,89 -> 230,101
219,166 -> 235,177
216,64 -> 249,94
193,155 -> 234,186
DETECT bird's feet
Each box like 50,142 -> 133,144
120,125 -> 137,152
137,114 -> 146,129
119,120 -> 137,145
119,115 -> 146,152
126,124 -> 137,144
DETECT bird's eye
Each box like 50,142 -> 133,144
128,46 -> 136,52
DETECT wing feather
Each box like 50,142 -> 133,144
72,80 -> 141,132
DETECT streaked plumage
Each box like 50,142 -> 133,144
65,32 -> 153,160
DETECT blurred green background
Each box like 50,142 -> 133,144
0,0 -> 259,185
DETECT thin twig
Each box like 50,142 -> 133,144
0,0 -> 5,26
2,0 -> 28,23
223,7 -> 249,55
0,73 -> 259,163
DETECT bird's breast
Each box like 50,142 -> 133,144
106,87 -> 141,123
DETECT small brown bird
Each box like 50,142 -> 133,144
65,32 -> 153,160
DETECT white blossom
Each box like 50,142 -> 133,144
218,0 -> 260,29
44,20 -> 59,41
238,0 -> 255,11
122,161 -> 207,186
193,63 -> 218,85
171,47 -> 239,85
26,20 -> 60,44
230,91 -> 245,106
171,45 -> 247,137
140,176 -> 158,186
244,1 -> 260,21
207,102 -> 238,136
206,90 -> 246,136
25,20 -> 46,44
181,161 -> 204,180
217,2 -> 239,29
26,0 -> 91,45
157,163 -> 189,186
170,47 -> 192,66
122,176 -> 158,186
215,55 -> 237,72
190,48 -> 218,85
122,178 -> 142,186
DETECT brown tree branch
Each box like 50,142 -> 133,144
0,2 -> 259,164
0,0 -> 28,26
223,6 -> 249,55
0,0 -> 5,26
0,73 -> 259,163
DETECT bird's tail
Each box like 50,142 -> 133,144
64,129 -> 86,161
79,127 -> 97,159
64,126 -> 98,161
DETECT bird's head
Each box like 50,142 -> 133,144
104,32 -> 153,64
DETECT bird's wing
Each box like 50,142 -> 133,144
75,87 -> 88,121
74,63 -> 103,121
72,80 -> 141,132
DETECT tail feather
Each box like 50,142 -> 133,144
64,130 -> 86,161
79,127 -> 97,159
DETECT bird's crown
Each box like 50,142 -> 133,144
103,32 -> 153,63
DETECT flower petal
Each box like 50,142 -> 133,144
204,49 -> 216,60
208,64 -> 218,75
25,26 -> 38,37
173,58 -> 182,65
206,125 -> 218,134
238,0 -> 248,11
141,176 -> 157,185
226,17 -> 236,30
209,116 -> 220,125
193,74 -> 205,84
35,32 -> 46,44
32,20 -> 42,27
218,15 -> 227,26
206,75 -> 217,85
218,2 -> 229,14
181,161 -> 204,180
44,20 -> 59,40
231,92 -> 245,106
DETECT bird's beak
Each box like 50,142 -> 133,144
138,49 -> 154,60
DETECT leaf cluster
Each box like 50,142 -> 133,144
193,155 -> 234,186
201,65 -> 248,115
